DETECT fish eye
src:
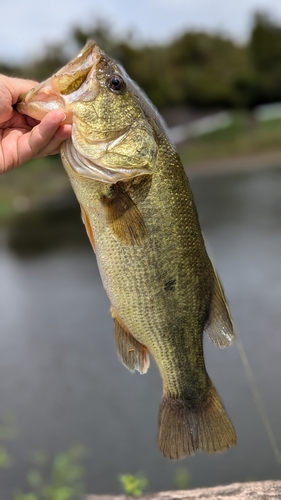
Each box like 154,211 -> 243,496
106,74 -> 126,94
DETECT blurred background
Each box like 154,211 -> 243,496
1,0 -> 281,497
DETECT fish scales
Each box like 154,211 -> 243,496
63,139 -> 211,399
17,41 -> 236,459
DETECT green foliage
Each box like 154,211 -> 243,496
165,32 -> 252,109
68,24 -> 251,109
9,12 -> 281,110
0,411 -> 17,440
14,495 -> 38,500
174,468 -> 190,489
119,472 -> 148,497
0,412 -> 17,470
179,112 -> 281,164
0,445 -> 12,468
248,12 -> 281,106
13,444 -> 87,500
27,469 -> 42,489
0,414 -> 87,500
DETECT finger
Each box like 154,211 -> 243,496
17,110 -> 67,165
0,75 -> 38,105
35,124 -> 72,157
26,116 -> 40,128
0,75 -> 38,122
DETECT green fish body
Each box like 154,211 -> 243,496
17,41 -> 236,459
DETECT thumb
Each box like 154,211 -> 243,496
0,82 -> 12,123
0,75 -> 38,123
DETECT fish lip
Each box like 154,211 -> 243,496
16,80 -> 67,121
17,89 -> 33,103
15,40 -> 102,122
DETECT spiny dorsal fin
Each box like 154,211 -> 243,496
204,270 -> 234,348
111,309 -> 150,374
101,183 -> 146,246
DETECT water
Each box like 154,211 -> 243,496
1,166 -> 281,496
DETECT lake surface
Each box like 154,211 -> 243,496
1,165 -> 281,496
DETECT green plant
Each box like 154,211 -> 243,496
0,445 -> 12,468
119,472 -> 148,497
13,444 -> 87,500
0,411 -> 17,469
174,467 -> 190,489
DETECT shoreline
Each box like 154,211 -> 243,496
184,151 -> 281,178
1,151 -> 281,224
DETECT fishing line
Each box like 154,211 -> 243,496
235,327 -> 281,468
202,232 -> 281,467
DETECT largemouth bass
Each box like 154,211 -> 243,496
17,41 -> 236,459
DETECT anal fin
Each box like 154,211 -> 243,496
111,309 -> 150,374
204,269 -> 234,348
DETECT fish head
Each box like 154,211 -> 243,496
17,41 -> 158,183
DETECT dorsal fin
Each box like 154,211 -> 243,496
204,270 -> 234,348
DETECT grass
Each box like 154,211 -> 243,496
0,156 -> 70,221
178,112 -> 281,164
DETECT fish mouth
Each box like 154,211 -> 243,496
16,81 -> 67,120
16,41 -> 102,123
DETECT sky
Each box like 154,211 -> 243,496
2,0 -> 281,64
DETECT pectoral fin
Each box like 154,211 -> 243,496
111,309 -> 150,374
101,183 -> 146,246
80,205 -> 95,252
204,270 -> 234,348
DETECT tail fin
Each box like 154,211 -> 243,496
158,383 -> 236,460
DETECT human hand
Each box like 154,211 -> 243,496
0,75 -> 71,174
